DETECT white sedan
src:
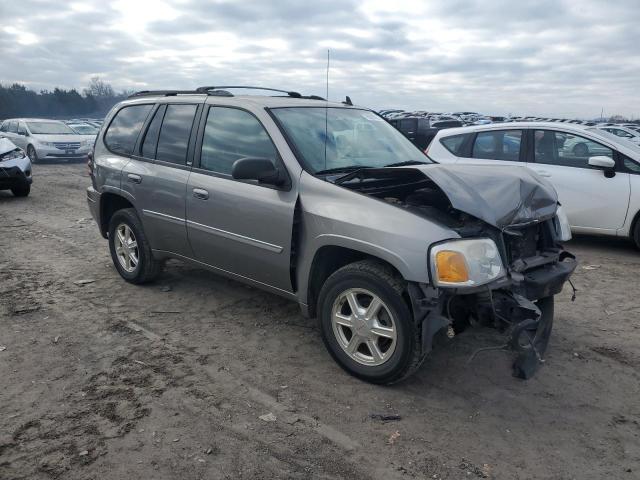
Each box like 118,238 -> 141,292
427,122 -> 640,248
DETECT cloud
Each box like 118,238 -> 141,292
0,0 -> 639,117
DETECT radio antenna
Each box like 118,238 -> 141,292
324,49 -> 330,170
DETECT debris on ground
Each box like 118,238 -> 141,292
369,413 -> 402,421
387,431 -> 401,445
73,279 -> 96,286
0,346 -> 6,352
161,285 -> 172,292
12,305 -> 40,315
259,413 -> 277,422
582,265 -> 600,270
53,336 -> 60,344
79,450 -> 89,456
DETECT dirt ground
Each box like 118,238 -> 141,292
1,163 -> 639,480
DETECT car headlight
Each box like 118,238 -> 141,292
430,238 -> 504,287
39,141 -> 54,147
554,205 -> 572,242
81,139 -> 93,147
0,148 -> 26,162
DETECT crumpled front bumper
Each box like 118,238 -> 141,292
0,156 -> 33,190
407,249 -> 577,379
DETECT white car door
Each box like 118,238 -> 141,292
452,129 -> 526,169
526,129 -> 630,233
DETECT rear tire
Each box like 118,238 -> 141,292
11,184 -> 30,197
317,260 -> 425,384
108,208 -> 162,284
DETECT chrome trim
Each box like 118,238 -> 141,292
142,209 -> 185,226
186,219 -> 283,253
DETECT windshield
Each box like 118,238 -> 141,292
27,121 -> 76,135
69,124 -> 98,134
587,128 -> 640,153
271,107 -> 431,173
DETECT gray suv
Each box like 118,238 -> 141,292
87,86 -> 577,384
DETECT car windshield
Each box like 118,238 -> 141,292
271,107 -> 431,173
587,128 -> 640,153
69,124 -> 98,134
26,121 -> 76,134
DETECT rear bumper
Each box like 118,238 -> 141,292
87,186 -> 103,235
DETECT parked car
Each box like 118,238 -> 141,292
67,122 -> 100,136
0,118 -> 94,163
387,115 -> 463,150
87,87 -> 575,384
428,122 -> 640,248
596,125 -> 640,145
0,137 -> 32,196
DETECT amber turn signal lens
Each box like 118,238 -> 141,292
435,251 -> 469,283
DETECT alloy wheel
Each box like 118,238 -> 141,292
331,288 -> 397,366
114,223 -> 139,273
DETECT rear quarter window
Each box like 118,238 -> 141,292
440,133 -> 470,155
104,104 -> 153,155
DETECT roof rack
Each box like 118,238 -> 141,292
128,90 -> 204,98
128,86 -> 326,101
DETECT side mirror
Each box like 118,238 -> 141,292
588,156 -> 616,178
232,157 -> 286,187
588,156 -> 615,169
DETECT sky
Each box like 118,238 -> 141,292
1,0 -> 639,118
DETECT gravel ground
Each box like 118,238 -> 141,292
1,163 -> 639,480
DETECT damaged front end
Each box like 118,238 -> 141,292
335,164 -> 577,378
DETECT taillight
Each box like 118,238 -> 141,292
86,151 -> 94,177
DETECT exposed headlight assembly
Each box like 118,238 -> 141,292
0,148 -> 26,163
430,238 -> 505,287
554,205 -> 572,242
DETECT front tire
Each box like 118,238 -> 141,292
632,220 -> 640,250
27,145 -> 38,164
11,184 -> 30,197
317,260 -> 425,384
108,208 -> 162,284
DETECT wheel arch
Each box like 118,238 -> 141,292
99,192 -> 134,238
629,207 -> 640,246
303,244 -> 408,318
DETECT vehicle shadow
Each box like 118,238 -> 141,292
566,233 -> 637,254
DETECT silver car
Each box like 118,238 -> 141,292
87,87 -> 576,384
0,137 -> 32,196
0,118 -> 93,163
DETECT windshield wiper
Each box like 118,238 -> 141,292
384,160 -> 429,167
314,165 -> 373,175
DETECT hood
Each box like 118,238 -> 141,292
32,134 -> 88,142
0,137 -> 18,155
335,163 -> 558,229
413,164 -> 558,228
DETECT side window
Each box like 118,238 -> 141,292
141,105 -> 166,159
200,107 -> 278,175
471,130 -> 522,161
623,156 -> 640,174
534,130 -> 613,168
17,122 -> 27,135
155,104 -> 198,165
440,133 -> 469,155
105,104 -> 153,155
8,121 -> 18,133
0,122 -> 7,132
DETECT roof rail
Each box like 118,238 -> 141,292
128,86 -> 326,101
196,86 -> 303,97
128,90 -> 204,98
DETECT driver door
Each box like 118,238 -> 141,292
186,105 -> 297,292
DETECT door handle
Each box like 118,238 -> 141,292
535,170 -> 552,177
127,173 -> 142,184
192,188 -> 209,200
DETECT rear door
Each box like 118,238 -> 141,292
186,105 -> 297,292
122,102 -> 201,257
525,129 -> 630,231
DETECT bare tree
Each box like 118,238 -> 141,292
83,76 -> 115,98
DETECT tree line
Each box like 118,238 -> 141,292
0,77 -> 130,119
